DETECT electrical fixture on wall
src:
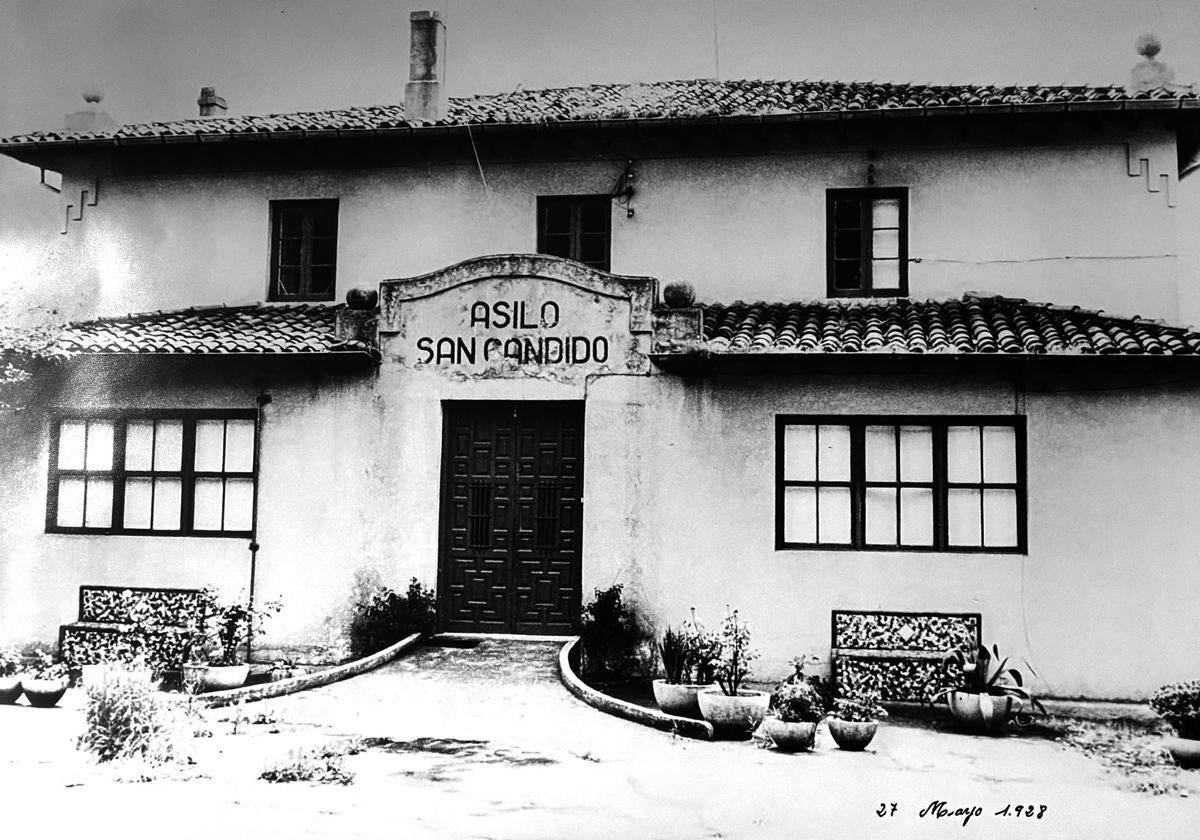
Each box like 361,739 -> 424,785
612,160 -> 636,218
866,149 -> 878,186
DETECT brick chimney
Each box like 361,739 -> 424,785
404,10 -> 446,123
197,86 -> 228,118
1129,34 -> 1176,93
64,89 -> 118,133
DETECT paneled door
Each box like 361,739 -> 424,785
439,402 -> 583,634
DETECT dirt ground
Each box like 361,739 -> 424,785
2,639 -> 1197,840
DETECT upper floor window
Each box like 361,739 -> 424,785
826,188 -> 907,297
270,199 -> 338,301
48,412 -> 257,537
776,416 -> 1025,552
537,196 -> 611,272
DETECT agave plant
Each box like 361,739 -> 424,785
656,626 -> 689,685
931,643 -> 1047,717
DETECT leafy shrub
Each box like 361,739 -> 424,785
771,680 -> 827,723
0,646 -> 21,677
260,742 -> 358,785
580,584 -> 651,680
1150,680 -> 1200,739
830,690 -> 889,723
714,608 -> 758,696
348,577 -> 436,658
78,662 -> 178,764
681,611 -> 721,685
27,650 -> 69,680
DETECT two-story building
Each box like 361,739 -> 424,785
2,12 -> 1198,699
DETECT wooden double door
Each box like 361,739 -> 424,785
438,401 -> 583,634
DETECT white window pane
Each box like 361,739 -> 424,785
872,198 -> 900,229
224,420 -> 255,473
783,486 -> 816,543
899,426 -> 933,481
983,489 -> 1019,547
195,420 -> 226,472
872,229 -> 900,260
123,477 -> 153,529
982,426 -> 1017,483
818,486 -> 852,544
84,478 -> 113,528
865,425 -> 896,481
124,421 -> 155,471
154,420 -> 184,472
224,478 -> 254,531
783,425 -> 816,481
900,487 -> 935,546
948,488 -> 983,547
871,260 -> 901,291
56,478 -> 85,527
817,425 -> 851,481
85,422 -> 114,470
152,478 -> 182,530
59,421 -> 91,469
193,477 -> 224,531
947,426 -> 982,483
865,487 -> 897,545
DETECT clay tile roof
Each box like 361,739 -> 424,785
694,295 -> 1200,356
49,304 -> 376,358
3,79 -> 1195,147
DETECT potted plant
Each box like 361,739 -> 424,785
763,679 -> 827,752
21,651 -> 70,708
930,642 -> 1046,735
1150,680 -> 1200,768
0,646 -> 23,704
827,689 -> 888,751
651,614 -> 720,719
184,590 -> 282,691
696,609 -> 769,737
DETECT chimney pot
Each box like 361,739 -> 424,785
198,86 -> 228,118
404,10 -> 447,123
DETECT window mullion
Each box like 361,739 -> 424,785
860,200 -> 873,294
850,423 -> 864,548
182,419 -> 197,535
112,419 -> 128,533
934,424 -> 948,550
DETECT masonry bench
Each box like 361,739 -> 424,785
831,610 -> 981,703
59,585 -> 203,668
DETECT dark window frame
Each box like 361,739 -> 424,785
775,415 -> 1027,553
826,188 -> 908,298
536,195 -> 612,272
46,410 -> 258,538
268,199 -> 339,302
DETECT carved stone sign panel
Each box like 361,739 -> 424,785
378,255 -> 656,380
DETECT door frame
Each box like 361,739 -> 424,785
435,399 -> 585,634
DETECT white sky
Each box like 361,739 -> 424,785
1,0 -> 1198,244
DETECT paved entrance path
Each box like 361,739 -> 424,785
2,638 -> 1197,839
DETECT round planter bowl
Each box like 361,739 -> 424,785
0,676 -> 23,704
762,716 -> 818,752
201,664 -> 251,692
651,680 -> 714,719
1164,736 -> 1200,769
828,718 -> 879,751
22,678 -> 68,708
696,688 -> 771,737
947,691 -> 1022,735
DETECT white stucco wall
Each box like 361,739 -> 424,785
7,123 -> 1183,324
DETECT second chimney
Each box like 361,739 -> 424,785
198,86 -> 228,118
404,10 -> 446,123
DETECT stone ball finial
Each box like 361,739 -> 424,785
1136,33 -> 1162,59
82,87 -> 104,104
346,287 -> 379,311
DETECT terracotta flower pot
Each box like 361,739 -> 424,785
828,718 -> 879,751
1164,736 -> 1200,769
651,679 -> 715,719
697,688 -> 771,737
947,690 -> 1023,735
22,678 -> 68,708
0,676 -> 22,704
201,664 -> 250,692
762,716 -> 818,752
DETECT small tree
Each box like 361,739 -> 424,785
715,608 -> 759,697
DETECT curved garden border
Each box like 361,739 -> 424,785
557,636 -> 713,740
193,632 -> 424,709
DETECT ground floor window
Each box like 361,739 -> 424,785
776,416 -> 1025,552
47,411 -> 256,537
